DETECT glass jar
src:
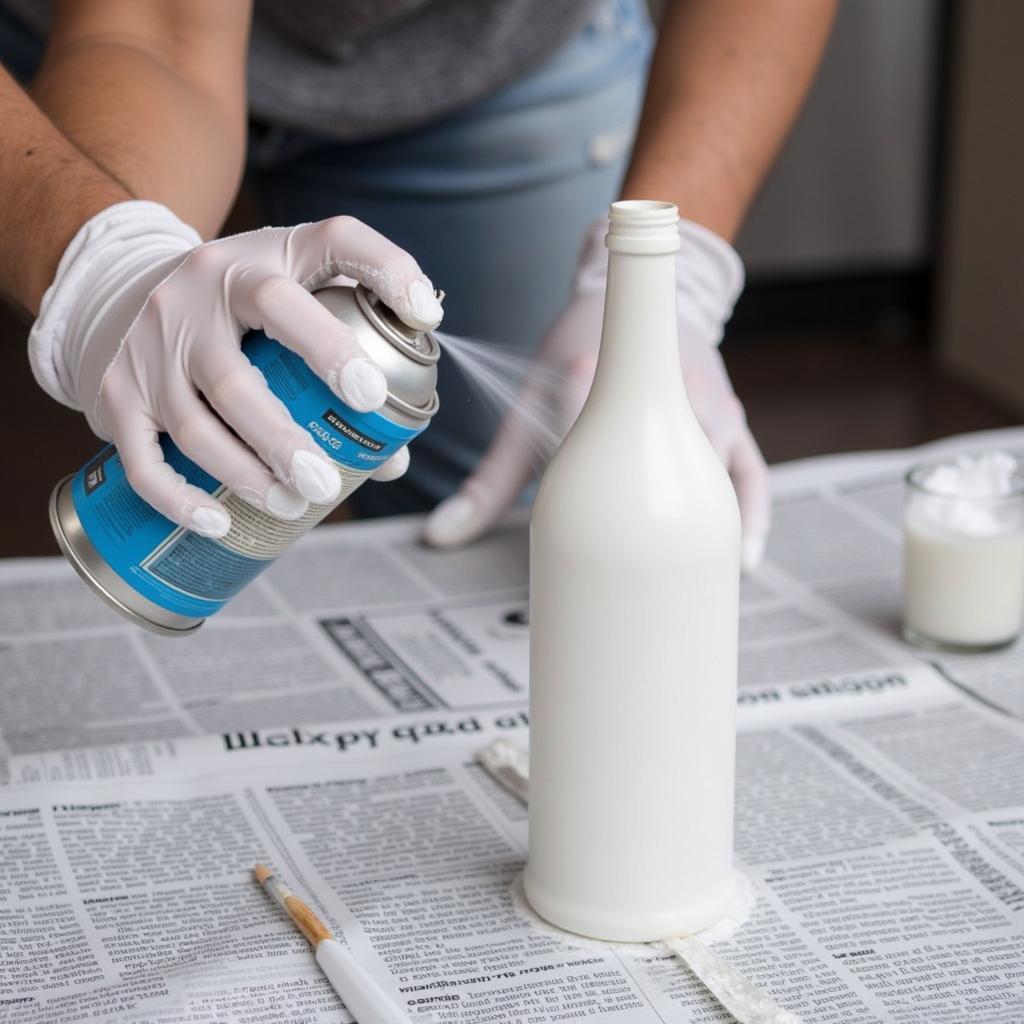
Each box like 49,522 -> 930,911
903,462 -> 1024,652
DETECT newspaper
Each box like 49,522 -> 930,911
0,518 -> 531,755
762,427 -> 1024,721
2,427 -> 1024,1022
5,429 -> 1024,762
3,662 -> 1024,1023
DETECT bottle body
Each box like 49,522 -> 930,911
524,201 -> 740,941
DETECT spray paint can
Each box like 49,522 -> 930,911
50,284 -> 440,637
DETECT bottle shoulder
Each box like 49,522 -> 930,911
533,415 -> 740,548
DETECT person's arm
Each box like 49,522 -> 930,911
0,66 -> 129,315
424,0 -> 837,566
5,0 -> 445,538
620,0 -> 837,240
32,0 -> 250,236
0,0 -> 250,314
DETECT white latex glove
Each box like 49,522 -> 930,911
29,201 -> 443,538
424,216 -> 771,571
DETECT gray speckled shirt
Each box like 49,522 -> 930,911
3,0 -> 596,140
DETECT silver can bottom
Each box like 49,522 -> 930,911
49,475 -> 204,638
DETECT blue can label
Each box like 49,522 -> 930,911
69,329 -> 424,621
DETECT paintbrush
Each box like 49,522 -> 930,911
254,864 -> 414,1024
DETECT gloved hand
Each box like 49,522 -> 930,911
29,201 -> 443,538
424,216 -> 771,571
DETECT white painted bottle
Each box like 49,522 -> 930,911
524,200 -> 740,943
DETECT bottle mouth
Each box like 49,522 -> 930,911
606,200 -> 680,254
610,200 -> 678,224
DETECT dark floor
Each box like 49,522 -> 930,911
0,305 -> 1016,558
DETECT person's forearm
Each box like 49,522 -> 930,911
0,1 -> 250,315
0,66 -> 130,315
30,0 -> 251,240
29,1 -> 249,239
621,0 -> 836,242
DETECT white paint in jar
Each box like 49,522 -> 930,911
903,452 -> 1024,650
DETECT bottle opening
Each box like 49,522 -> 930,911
611,199 -> 677,218
606,200 -> 679,254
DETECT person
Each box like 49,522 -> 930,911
0,0 -> 836,570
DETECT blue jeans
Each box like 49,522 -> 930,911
3,0 -> 653,516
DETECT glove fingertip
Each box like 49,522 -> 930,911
371,446 -> 410,483
189,504 -> 232,539
401,279 -> 444,331
423,492 -> 490,548
337,358 -> 388,412
291,450 -> 341,504
741,534 -> 766,574
265,482 -> 310,521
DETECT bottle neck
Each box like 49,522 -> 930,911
589,245 -> 685,408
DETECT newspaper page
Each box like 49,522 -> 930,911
3,426 -> 1024,1022
0,517 -> 531,754
762,426 -> 1024,718
6,427 -> 1024,761
2,662 -> 1023,1023
4,427 -> 1024,758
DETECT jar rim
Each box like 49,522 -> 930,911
905,460 -> 1024,501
